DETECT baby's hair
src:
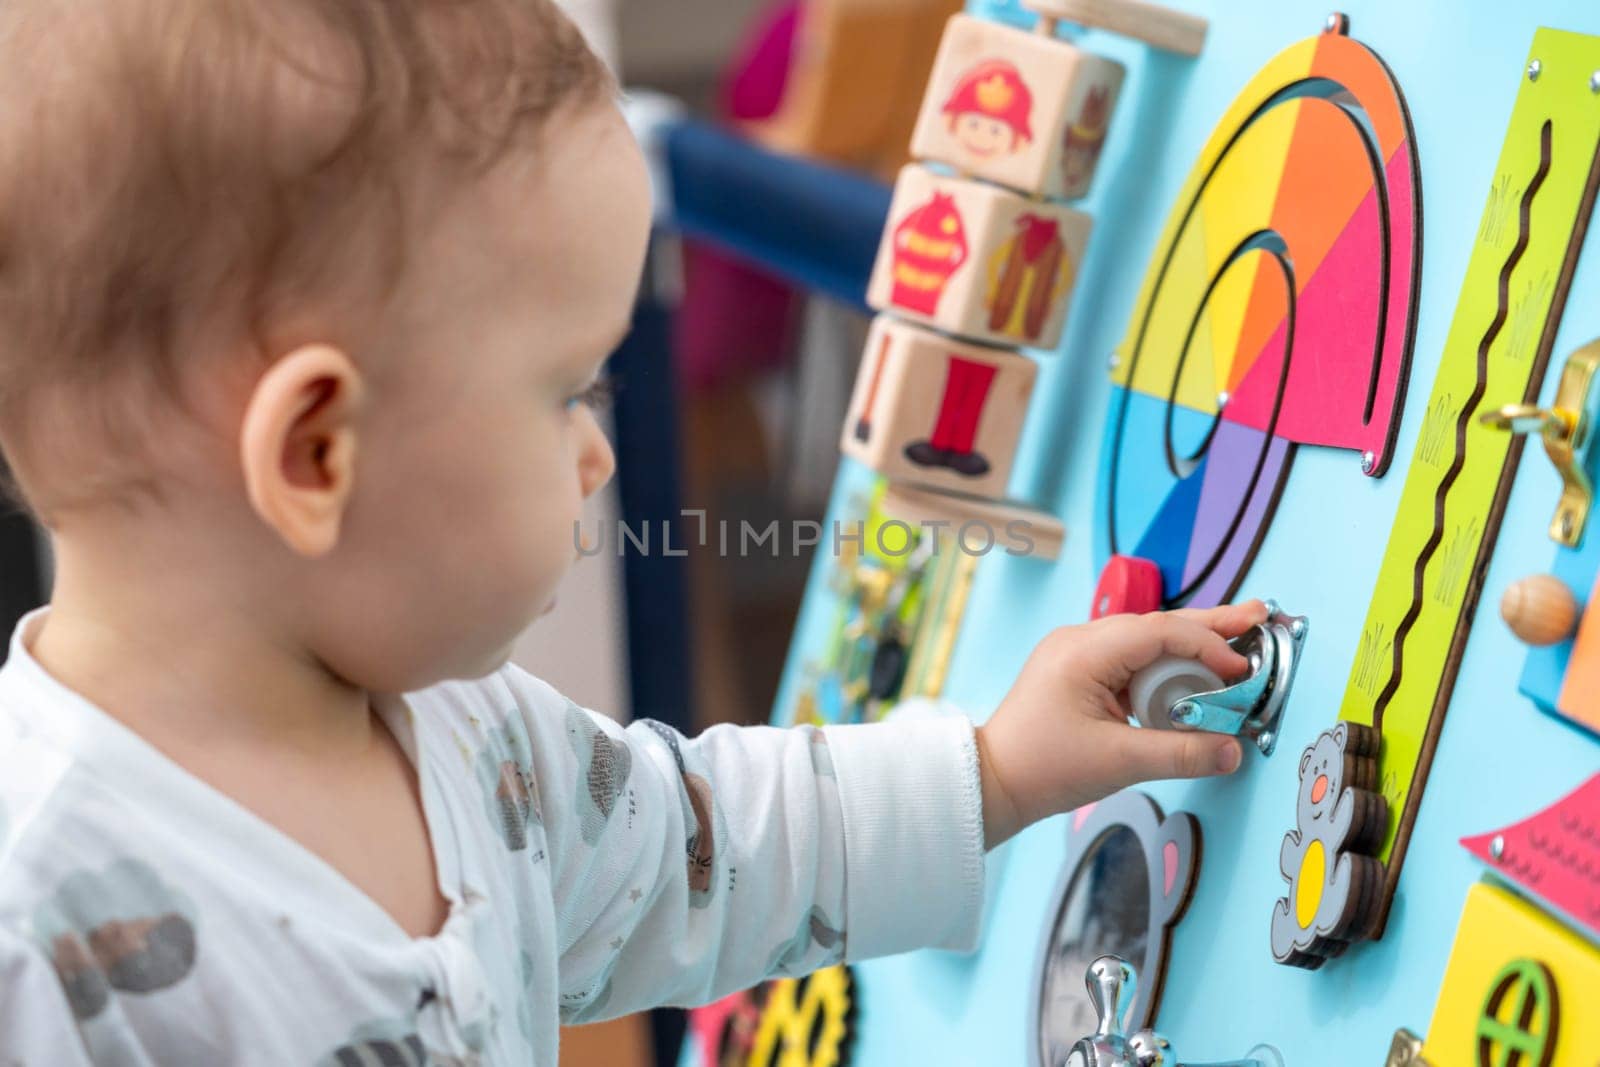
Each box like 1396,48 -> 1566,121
0,0 -> 611,517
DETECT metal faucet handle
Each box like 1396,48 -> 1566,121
1129,1031 -> 1176,1066
1068,957 -> 1285,1067
1086,955 -> 1134,1038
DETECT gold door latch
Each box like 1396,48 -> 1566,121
1384,1029 -> 1430,1067
1481,340 -> 1600,547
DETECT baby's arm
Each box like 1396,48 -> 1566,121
516,600 -> 1259,1021
504,670 -> 982,1024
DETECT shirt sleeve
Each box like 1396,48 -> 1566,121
496,666 -> 986,1023
0,924 -> 117,1066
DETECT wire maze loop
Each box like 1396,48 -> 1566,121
1100,21 -> 1421,610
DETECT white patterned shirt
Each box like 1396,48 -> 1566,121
0,608 -> 985,1065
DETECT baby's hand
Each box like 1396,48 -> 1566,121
975,600 -> 1268,848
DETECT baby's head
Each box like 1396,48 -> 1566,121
0,0 -> 651,689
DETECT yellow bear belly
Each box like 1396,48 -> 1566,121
1295,839 -> 1326,928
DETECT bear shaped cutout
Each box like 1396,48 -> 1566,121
1270,721 -> 1388,968
1031,791 -> 1200,1066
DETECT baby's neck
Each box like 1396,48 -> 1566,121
29,527 -> 450,939
30,527 -> 378,763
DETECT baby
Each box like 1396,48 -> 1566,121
0,1 -> 1259,1063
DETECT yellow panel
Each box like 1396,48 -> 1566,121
1423,884 -> 1600,1067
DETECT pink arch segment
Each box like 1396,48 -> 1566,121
1223,146 -> 1417,459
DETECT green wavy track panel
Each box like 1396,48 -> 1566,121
1336,28 -> 1600,936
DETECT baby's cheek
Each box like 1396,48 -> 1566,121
524,496 -> 586,591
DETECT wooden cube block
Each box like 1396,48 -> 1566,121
866,164 -> 1092,350
909,14 -> 1126,200
841,316 -> 1037,499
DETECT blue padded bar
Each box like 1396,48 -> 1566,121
664,120 -> 892,310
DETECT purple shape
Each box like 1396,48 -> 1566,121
1179,419 -> 1293,607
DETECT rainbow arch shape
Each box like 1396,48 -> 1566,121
1099,17 -> 1421,608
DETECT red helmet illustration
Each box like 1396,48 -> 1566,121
942,59 -> 1035,146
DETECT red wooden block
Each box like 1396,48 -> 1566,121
1092,555 -> 1164,619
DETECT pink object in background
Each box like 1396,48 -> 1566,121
722,1 -> 801,122
674,1 -> 805,395
674,246 -> 803,393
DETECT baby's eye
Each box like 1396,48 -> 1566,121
566,374 -> 620,412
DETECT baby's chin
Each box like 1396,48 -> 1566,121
533,546 -> 590,616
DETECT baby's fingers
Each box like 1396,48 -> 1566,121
1098,612 -> 1248,687
1165,614 -> 1250,681
1109,720 -> 1244,787
1169,599 -> 1269,639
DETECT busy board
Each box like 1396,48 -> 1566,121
682,0 -> 1600,1063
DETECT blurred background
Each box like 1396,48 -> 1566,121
0,0 -> 961,1063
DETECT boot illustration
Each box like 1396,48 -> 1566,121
903,355 -> 997,476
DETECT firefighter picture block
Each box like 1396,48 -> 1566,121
867,164 -> 1092,350
909,14 -> 1126,201
841,315 -> 1037,499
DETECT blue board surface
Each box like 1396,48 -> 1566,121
732,2 -> 1600,1064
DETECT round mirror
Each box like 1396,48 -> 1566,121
1036,826 -> 1149,1066
1028,792 -> 1199,1067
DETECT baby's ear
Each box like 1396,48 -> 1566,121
238,344 -> 365,558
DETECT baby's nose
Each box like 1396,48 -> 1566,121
579,421 -> 617,498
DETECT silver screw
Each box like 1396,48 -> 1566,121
1361,451 -> 1378,474
1172,700 -> 1195,723
1108,352 -> 1121,371
1489,834 -> 1505,860
1591,71 -> 1600,93
1290,617 -> 1309,640
1216,391 -> 1231,409
1324,12 -> 1346,34
1529,59 -> 1543,82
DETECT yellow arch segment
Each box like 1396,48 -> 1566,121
1114,36 -> 1318,415
1201,99 -> 1302,394
1126,219 -> 1217,410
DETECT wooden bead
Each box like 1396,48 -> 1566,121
1500,575 -> 1579,646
